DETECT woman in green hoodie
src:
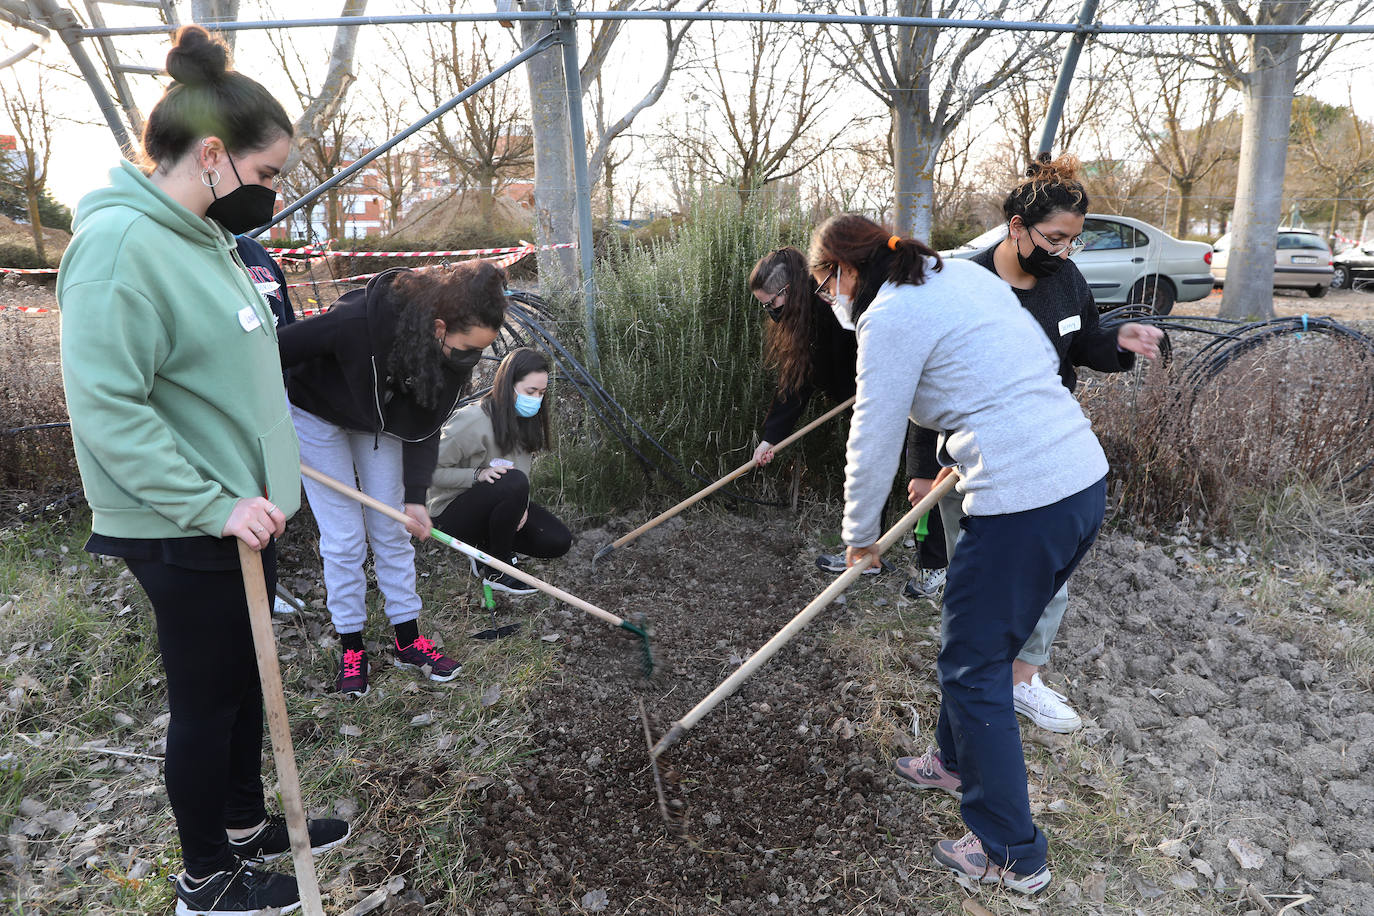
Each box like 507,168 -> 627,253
58,26 -> 345,916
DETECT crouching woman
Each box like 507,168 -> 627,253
429,347 -> 572,594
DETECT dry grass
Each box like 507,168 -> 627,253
1081,319 -> 1374,533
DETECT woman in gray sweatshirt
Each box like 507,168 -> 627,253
810,213 -> 1107,895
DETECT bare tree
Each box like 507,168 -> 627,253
366,84 -> 415,231
191,0 -> 240,51
685,7 -> 843,205
1157,0 -> 1374,318
1124,50 -> 1238,238
995,48 -> 1113,183
830,0 -> 1061,239
397,10 -> 534,225
1294,93 -> 1374,241
0,67 -> 55,262
271,0 -> 370,181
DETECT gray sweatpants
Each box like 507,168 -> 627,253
938,488 -> 1068,667
292,404 -> 422,636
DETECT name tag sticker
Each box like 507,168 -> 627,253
237,305 -> 263,332
1058,315 -> 1082,336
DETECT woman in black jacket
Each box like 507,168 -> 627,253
748,246 -> 943,577
902,154 -> 1161,736
279,261 -> 509,697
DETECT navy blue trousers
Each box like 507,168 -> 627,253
936,477 -> 1105,875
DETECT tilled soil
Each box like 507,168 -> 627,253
1067,534 -> 1374,914
465,512 -> 1374,915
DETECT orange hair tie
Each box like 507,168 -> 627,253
887,235 -> 901,250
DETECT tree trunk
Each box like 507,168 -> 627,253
893,102 -> 939,239
1219,32 -> 1302,320
520,2 -> 577,285
1174,180 -> 1194,239
25,188 -> 46,264
191,0 -> 240,52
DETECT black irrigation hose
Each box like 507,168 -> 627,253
1,422 -> 71,436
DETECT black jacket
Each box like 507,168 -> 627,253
279,269 -> 474,504
761,301 -> 858,444
906,245 -> 1134,478
235,236 -> 294,329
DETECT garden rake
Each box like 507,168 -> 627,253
650,472 -> 960,758
593,396 -> 855,566
300,464 -> 654,675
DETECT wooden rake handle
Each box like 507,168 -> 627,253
299,463 -> 625,629
651,471 -> 959,757
238,542 -> 326,916
609,395 -> 856,552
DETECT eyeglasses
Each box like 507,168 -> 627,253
814,267 -> 838,305
762,284 -> 789,311
1030,224 -> 1085,257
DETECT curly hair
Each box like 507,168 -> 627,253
386,261 -> 509,409
1002,153 -> 1090,227
748,247 -> 819,398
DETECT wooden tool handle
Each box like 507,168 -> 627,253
652,472 -> 958,757
611,395 -> 856,551
299,463 -> 623,628
238,542 -> 325,916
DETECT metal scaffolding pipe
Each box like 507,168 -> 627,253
556,0 -> 600,371
30,0 -> 136,155
76,11 -> 1374,38
250,32 -> 557,238
1037,0 -> 1099,157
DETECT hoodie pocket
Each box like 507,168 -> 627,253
258,411 -> 302,517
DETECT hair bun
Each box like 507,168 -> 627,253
165,25 -> 229,87
1025,152 -> 1082,183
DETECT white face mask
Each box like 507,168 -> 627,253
831,293 -> 855,331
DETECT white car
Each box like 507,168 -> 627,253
943,214 -> 1215,315
1212,228 -> 1334,298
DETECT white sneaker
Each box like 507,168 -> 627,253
1013,673 -> 1082,733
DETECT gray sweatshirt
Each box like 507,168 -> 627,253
842,258 -> 1108,547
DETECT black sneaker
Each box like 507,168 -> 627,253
172,863 -> 299,915
335,648 -> 369,697
815,552 -> 889,575
481,565 -> 538,596
228,815 -> 351,863
392,634 -> 462,681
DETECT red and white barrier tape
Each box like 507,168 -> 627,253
263,241 -> 575,258
0,304 -> 56,314
0,267 -> 60,275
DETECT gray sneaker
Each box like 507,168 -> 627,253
815,552 -> 888,575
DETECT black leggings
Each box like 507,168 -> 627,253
127,546 -> 276,877
434,469 -> 572,562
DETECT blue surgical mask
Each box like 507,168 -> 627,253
514,392 -> 543,418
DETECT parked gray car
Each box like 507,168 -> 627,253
943,214 -> 1214,314
1331,241 -> 1374,290
1211,227 -> 1333,298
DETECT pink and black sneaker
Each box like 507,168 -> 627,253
392,635 -> 461,682
335,649 -> 369,697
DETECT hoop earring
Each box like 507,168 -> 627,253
201,167 -> 221,188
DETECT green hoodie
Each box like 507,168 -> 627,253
58,159 -> 300,539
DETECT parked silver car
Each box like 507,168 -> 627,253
943,214 -> 1214,314
1331,241 -> 1374,290
1211,227 -> 1333,298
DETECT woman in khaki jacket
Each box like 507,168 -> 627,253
428,348 -> 572,593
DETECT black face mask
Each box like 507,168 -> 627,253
764,302 -> 785,322
1016,227 -> 1067,278
444,346 -> 484,377
207,153 -> 278,235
